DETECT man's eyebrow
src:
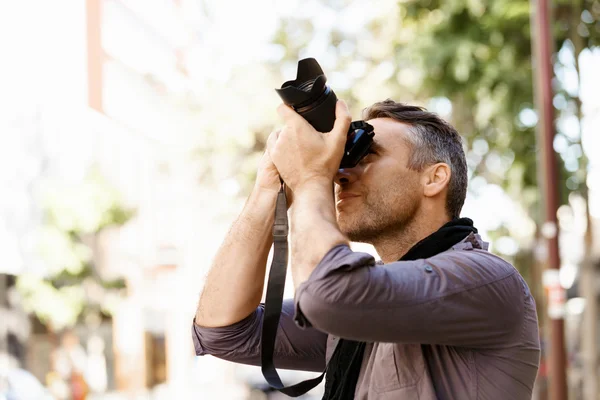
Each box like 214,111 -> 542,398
370,141 -> 384,152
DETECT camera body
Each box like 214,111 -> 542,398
275,58 -> 374,169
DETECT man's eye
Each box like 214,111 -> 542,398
359,151 -> 375,164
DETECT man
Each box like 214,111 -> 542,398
193,99 -> 540,399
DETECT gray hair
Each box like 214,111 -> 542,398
363,100 -> 468,219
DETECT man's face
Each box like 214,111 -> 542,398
334,118 -> 423,243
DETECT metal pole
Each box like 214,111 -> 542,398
581,208 -> 597,400
86,0 -> 103,113
0,274 -> 7,356
531,0 -> 568,398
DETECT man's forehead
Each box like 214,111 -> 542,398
366,118 -> 411,151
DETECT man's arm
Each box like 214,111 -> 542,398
289,179 -> 348,287
193,147 -> 327,371
195,186 -> 276,327
193,299 -> 327,372
196,139 -> 290,327
293,243 -> 525,348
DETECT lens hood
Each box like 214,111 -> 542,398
275,58 -> 338,132
275,58 -> 328,109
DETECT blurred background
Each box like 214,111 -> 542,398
0,0 -> 599,399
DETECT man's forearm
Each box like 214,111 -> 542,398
290,179 -> 349,288
196,187 -> 277,327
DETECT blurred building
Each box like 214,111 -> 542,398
79,0 -> 252,397
1,0 -> 254,398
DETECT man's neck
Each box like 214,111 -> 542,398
373,211 -> 451,263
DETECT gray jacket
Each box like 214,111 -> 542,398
192,234 -> 540,399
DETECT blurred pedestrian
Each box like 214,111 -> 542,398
50,330 -> 88,400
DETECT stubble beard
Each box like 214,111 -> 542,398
337,188 -> 420,245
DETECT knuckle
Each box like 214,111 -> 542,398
281,125 -> 293,136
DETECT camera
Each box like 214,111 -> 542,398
275,58 -> 375,169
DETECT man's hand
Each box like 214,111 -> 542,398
254,138 -> 281,194
267,100 -> 352,192
254,130 -> 294,207
266,100 -> 351,288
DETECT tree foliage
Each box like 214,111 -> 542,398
16,169 -> 135,330
397,0 -> 598,214
192,0 -> 598,271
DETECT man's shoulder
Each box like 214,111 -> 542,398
442,233 -> 517,276
374,232 -> 517,278
423,235 -> 525,296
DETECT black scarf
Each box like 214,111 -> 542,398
321,218 -> 478,400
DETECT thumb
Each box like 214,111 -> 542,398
329,100 -> 352,145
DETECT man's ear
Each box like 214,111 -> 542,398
422,163 -> 451,198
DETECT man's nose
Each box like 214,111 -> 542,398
334,167 -> 359,185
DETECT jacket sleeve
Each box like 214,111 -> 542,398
192,298 -> 327,372
293,244 -> 525,348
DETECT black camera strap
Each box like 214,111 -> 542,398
260,181 -> 326,397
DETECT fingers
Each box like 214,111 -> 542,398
277,104 -> 297,119
330,100 -> 352,145
275,100 -> 351,156
277,103 -> 311,128
266,128 -> 280,158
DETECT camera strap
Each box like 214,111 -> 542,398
260,181 -> 326,397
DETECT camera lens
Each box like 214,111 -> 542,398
275,58 -> 374,168
275,58 -> 338,133
297,79 -> 316,92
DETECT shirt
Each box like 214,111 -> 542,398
192,233 -> 540,399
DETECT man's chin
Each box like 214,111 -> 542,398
336,217 -> 354,234
339,224 -> 373,243
337,214 -> 377,242
339,219 -> 389,243
346,231 -> 376,244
